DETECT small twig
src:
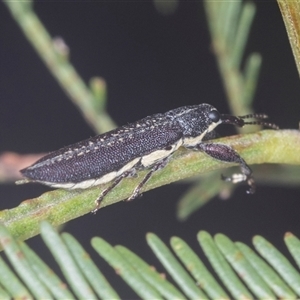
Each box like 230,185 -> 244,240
3,1 -> 116,134
204,1 -> 260,124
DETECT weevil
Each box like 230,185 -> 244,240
16,104 -> 278,213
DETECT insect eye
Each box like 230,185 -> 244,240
208,110 -> 220,122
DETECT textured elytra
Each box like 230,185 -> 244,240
21,104 -> 220,186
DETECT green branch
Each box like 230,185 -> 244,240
1,130 -> 300,241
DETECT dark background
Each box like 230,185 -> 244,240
1,1 -> 300,297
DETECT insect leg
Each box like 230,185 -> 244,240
188,142 -> 255,193
126,158 -> 169,202
92,169 -> 137,214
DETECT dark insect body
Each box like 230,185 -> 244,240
16,104 -> 278,213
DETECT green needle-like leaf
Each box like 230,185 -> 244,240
253,235 -> 300,295
285,232 -> 300,269
237,242 -> 296,299
170,236 -> 229,299
20,242 -> 75,300
63,233 -> 120,300
40,221 -> 97,299
116,245 -> 186,300
0,224 -> 52,299
147,233 -> 208,299
198,231 -> 253,300
0,255 -> 31,300
278,0 -> 300,77
0,288 -> 10,300
231,2 -> 256,70
215,234 -> 275,299
92,237 -> 162,299
243,53 -> 262,107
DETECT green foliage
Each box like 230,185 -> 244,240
1,222 -> 300,299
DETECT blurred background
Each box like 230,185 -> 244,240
1,1 -> 300,296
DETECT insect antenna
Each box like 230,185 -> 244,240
238,113 -> 279,129
221,113 -> 279,129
